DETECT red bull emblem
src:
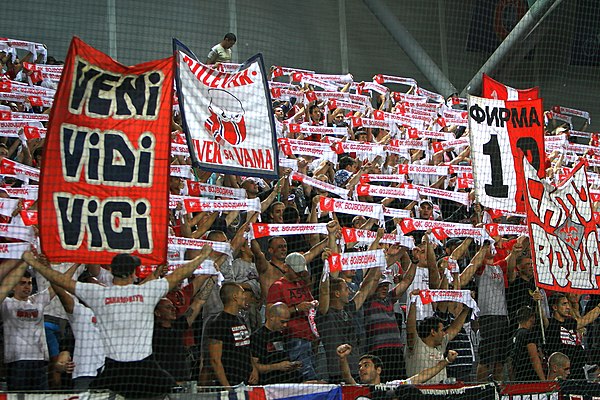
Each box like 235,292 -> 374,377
204,89 -> 247,146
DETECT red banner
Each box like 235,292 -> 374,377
482,74 -> 539,100
39,37 -> 173,265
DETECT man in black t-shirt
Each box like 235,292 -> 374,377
506,255 -> 537,330
545,293 -> 600,380
206,283 -> 256,386
250,303 -> 302,384
509,305 -> 544,381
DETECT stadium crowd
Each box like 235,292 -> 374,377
0,33 -> 598,398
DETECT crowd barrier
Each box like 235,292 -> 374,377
4,381 -> 600,400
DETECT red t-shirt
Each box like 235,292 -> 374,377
266,277 -> 315,341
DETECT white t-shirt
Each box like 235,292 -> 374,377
68,302 -> 105,379
398,266 -> 434,320
207,44 -> 232,64
1,290 -> 51,362
75,279 -> 169,362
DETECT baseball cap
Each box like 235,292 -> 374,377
419,199 -> 434,207
378,276 -> 393,286
110,254 -> 141,278
285,252 -> 308,274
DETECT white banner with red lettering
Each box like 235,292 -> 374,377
523,158 -> 600,293
416,289 -> 480,316
341,227 -> 415,248
3,186 -> 38,200
355,184 -> 420,201
291,172 -> 349,199
174,40 -> 279,178
248,223 -> 328,240
0,223 -> 36,242
0,159 -> 40,182
183,198 -> 260,214
184,181 -> 247,199
167,236 -> 232,258
326,249 -> 387,273
0,242 -> 32,259
318,196 -> 384,223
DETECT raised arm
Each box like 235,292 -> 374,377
302,238 -> 327,264
423,235 -> 440,289
410,350 -> 457,384
393,260 -> 416,298
450,237 -> 473,261
50,263 -> 80,314
165,245 -> 214,291
22,251 -> 77,294
576,302 -> 600,330
353,266 -> 382,310
444,305 -> 470,342
0,260 -> 28,303
459,243 -> 489,288
406,293 -> 418,352
336,344 -> 357,385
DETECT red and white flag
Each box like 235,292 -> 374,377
523,158 -> 600,293
482,74 -> 539,101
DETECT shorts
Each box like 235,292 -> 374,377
478,315 -> 509,365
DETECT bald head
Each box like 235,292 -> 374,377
266,302 -> 290,332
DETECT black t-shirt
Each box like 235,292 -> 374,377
544,317 -> 586,380
205,311 -> 253,385
510,327 -> 540,382
250,326 -> 301,384
316,301 -> 359,381
153,317 -> 190,381
506,277 -> 537,325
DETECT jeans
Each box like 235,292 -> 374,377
286,338 -> 317,381
6,360 -> 49,390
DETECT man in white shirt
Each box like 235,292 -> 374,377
1,265 -> 52,390
23,245 -> 214,398
206,33 -> 236,65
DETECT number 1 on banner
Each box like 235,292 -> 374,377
482,134 -> 508,198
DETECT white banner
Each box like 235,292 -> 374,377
175,41 -> 278,178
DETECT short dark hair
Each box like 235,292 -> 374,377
224,33 -> 236,42
417,316 -> 444,339
330,277 -> 346,294
339,156 -> 356,170
207,230 -> 226,242
267,236 -> 286,247
308,104 -> 321,114
220,282 -> 243,304
516,305 -> 536,324
359,354 -> 383,370
22,270 -> 32,279
110,254 -> 141,278
549,293 -> 567,309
